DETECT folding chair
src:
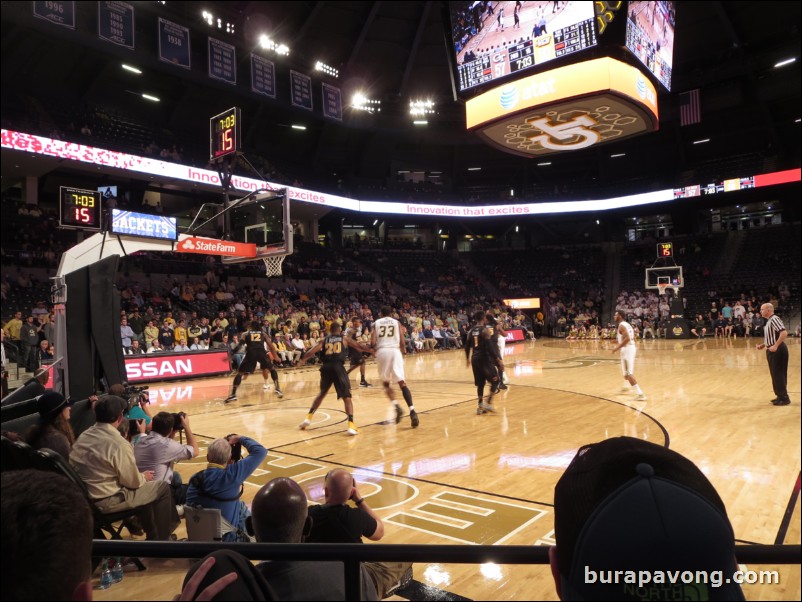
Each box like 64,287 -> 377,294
30,448 -> 147,571
184,506 -> 226,542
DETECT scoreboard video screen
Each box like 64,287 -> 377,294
448,1 -> 597,93
624,0 -> 675,91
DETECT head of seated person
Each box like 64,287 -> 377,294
550,436 -> 744,601
1,470 -> 94,601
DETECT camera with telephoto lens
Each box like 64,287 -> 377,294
172,411 -> 186,432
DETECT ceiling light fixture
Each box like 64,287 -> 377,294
537,162 -> 551,166
610,153 -> 626,158
774,57 -> 797,68
291,124 -> 306,130
413,120 -> 428,125
692,138 -> 710,144
141,93 -> 160,102
122,64 -> 142,74
467,167 -> 482,171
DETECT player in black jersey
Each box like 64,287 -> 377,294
298,322 -> 373,436
464,311 -> 503,414
486,315 -> 509,390
225,321 -> 283,402
345,316 -> 372,388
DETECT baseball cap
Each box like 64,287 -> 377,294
36,392 -> 68,424
94,395 -> 128,423
554,437 -> 744,601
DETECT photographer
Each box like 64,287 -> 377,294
134,411 -> 198,507
186,434 -> 267,542
107,383 -> 153,443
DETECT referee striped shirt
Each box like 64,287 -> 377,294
764,314 -> 786,347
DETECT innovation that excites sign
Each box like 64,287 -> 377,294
111,209 -> 178,241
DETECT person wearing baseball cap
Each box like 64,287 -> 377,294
70,394 -> 179,540
550,436 -> 745,601
26,391 -> 74,460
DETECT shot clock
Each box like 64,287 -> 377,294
209,107 -> 241,161
59,186 -> 103,231
657,242 -> 674,258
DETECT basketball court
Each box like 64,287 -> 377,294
93,335 -> 801,601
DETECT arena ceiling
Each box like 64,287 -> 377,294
1,1 -> 800,199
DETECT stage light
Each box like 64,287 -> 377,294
409,99 -> 435,116
314,61 -> 339,78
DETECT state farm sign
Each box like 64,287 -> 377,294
125,350 -> 231,383
176,237 -> 256,257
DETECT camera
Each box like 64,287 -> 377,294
226,434 -> 242,462
123,384 -> 150,412
171,411 -> 186,432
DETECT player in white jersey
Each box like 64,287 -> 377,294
612,311 -> 647,400
371,306 -> 419,428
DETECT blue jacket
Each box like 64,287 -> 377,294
186,437 -> 267,532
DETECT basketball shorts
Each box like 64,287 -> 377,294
376,347 -> 406,383
239,348 -> 273,373
472,356 -> 498,387
619,346 -> 636,377
319,362 -> 351,399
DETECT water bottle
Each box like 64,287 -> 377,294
111,557 -> 124,583
99,560 -> 113,590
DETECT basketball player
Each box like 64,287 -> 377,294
346,316 -> 372,388
611,311 -> 647,401
225,321 -> 283,402
298,323 -> 373,436
465,311 -> 503,414
489,315 -> 509,389
371,306 -> 419,428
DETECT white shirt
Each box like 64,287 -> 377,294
374,317 -> 401,350
617,321 -> 636,347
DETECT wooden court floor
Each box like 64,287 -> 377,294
95,337 -> 801,601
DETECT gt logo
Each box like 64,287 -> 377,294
525,115 -> 600,151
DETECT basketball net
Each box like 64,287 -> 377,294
657,284 -> 668,297
262,255 -> 286,277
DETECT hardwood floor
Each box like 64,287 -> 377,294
94,337 -> 801,601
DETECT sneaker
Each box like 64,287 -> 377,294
480,402 -> 496,413
275,388 -> 284,399
347,422 -> 359,436
394,405 -> 404,424
410,411 -> 419,428
224,394 -> 237,403
476,406 -> 485,415
772,398 -> 791,406
263,382 -> 271,390
359,381 -> 373,387
176,504 -> 185,518
634,394 -> 648,401
299,418 -> 311,430
499,383 -> 508,390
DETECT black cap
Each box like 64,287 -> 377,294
554,437 -> 744,601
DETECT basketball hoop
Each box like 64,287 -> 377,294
657,284 -> 668,297
262,255 -> 286,277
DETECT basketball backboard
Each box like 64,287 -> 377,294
221,189 -> 293,268
645,266 -> 683,290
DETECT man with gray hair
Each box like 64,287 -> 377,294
186,433 -> 267,541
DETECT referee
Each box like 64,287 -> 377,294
756,303 -> 791,406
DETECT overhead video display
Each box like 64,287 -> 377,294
448,1 -> 597,93
624,0 -> 675,90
